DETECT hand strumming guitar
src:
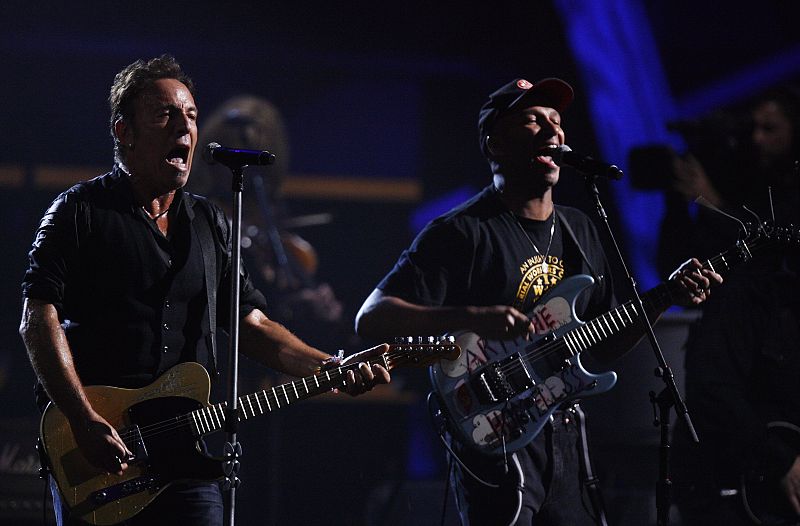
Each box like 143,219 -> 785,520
70,410 -> 133,476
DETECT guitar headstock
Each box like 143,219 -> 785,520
386,336 -> 462,368
743,221 -> 800,246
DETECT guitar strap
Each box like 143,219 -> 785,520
573,404 -> 609,526
187,194 -> 220,377
556,208 -> 602,284
556,208 -> 609,524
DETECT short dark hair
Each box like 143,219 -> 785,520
108,54 -> 195,163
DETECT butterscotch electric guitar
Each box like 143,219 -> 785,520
40,338 -> 460,525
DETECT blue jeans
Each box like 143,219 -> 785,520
453,410 -> 601,526
51,476 -> 224,526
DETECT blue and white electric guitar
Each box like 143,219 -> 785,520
430,222 -> 800,457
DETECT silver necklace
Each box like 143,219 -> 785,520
142,206 -> 170,220
511,210 -> 556,274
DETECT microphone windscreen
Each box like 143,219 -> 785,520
202,142 -> 221,165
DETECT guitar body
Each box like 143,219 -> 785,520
430,274 -> 617,456
39,340 -> 460,525
41,362 -> 223,525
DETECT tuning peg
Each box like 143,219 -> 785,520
394,336 -> 414,344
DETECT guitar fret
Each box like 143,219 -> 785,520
200,408 -> 211,432
281,384 -> 290,405
192,410 -> 204,434
586,324 -> 599,344
211,406 -> 223,428
608,311 -> 619,331
615,309 -> 625,327
578,328 -> 590,349
585,325 -> 596,344
263,391 -> 273,412
589,321 -> 602,341
245,395 -> 255,418
594,319 -> 607,339
572,331 -> 585,351
569,333 -> 580,355
578,326 -> 592,346
622,304 -> 634,324
563,333 -> 576,355
313,375 -> 320,388
291,381 -> 300,399
301,377 -> 309,393
253,392 -> 264,414
189,411 -> 198,434
601,314 -> 613,335
272,388 -> 281,408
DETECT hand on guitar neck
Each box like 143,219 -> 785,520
668,257 -> 724,307
589,257 -> 722,364
335,343 -> 391,396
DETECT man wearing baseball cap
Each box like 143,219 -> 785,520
356,78 -> 720,525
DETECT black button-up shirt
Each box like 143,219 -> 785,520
22,167 -> 267,407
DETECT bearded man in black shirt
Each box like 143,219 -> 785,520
19,55 -> 389,526
356,78 -> 721,525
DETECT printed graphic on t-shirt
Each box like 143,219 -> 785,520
514,254 -> 565,313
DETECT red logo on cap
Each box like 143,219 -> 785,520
517,79 -> 533,90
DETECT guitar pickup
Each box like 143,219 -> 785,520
472,353 -> 533,404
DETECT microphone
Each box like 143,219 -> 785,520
552,145 -> 623,180
202,142 -> 276,168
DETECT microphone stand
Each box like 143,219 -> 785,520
223,165 -> 244,526
583,175 -> 698,526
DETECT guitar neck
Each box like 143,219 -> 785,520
559,235 -> 761,357
189,341 -> 458,437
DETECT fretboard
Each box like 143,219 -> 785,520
189,355 -> 389,437
558,235 -> 760,357
187,339 -> 460,437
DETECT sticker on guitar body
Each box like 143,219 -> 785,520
441,295 -> 573,380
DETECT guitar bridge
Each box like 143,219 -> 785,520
90,474 -> 160,505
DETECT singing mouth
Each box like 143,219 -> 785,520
166,145 -> 191,170
533,144 -> 559,167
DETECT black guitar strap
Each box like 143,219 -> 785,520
556,208 -> 603,284
573,404 -> 609,526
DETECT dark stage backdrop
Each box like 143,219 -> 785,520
1,1 -> 799,525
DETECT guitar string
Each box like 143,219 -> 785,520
491,240 -> 765,378
116,365 -> 362,444
114,349 -> 437,445
115,361 -> 374,443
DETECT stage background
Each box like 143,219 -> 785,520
2,1 -> 799,524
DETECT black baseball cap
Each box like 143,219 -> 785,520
478,78 -> 574,157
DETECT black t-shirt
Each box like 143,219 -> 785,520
378,184 -> 615,320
